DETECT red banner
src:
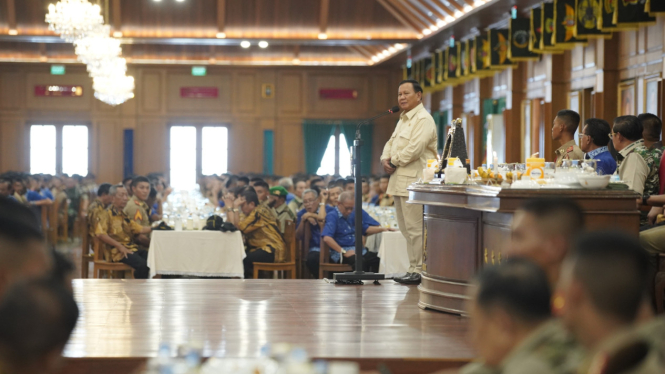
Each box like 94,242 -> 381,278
180,87 -> 219,98
319,89 -> 358,99
34,85 -> 83,97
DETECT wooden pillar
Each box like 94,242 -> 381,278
545,52 -> 571,162
504,62 -> 527,163
430,90 -> 445,112
594,35 -> 620,122
452,85 -> 464,120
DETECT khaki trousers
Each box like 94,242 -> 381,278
640,225 -> 665,269
394,195 -> 424,274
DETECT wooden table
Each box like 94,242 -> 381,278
408,184 -> 641,315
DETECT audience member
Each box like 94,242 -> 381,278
146,186 -> 162,222
253,180 -> 270,206
268,186 -> 296,234
64,175 -> 88,233
558,231 -> 662,373
124,176 -> 152,227
237,176 -> 250,188
0,198 -> 53,297
507,198 -> 583,285
12,175 -> 27,203
579,118 -> 617,176
342,178 -> 355,192
87,183 -> 112,238
378,175 -> 394,207
288,179 -> 307,215
0,277 -> 79,374
612,116 -> 652,196
224,188 -> 284,278
296,189 -> 330,277
460,258 -> 582,374
122,176 -> 134,197
326,181 -> 343,207
552,109 -> 584,167
322,191 -> 392,271
94,185 -> 152,279
0,179 -> 13,199
368,178 -> 381,204
310,177 -> 325,190
278,177 -> 295,204
639,113 -> 663,151
25,175 -> 53,209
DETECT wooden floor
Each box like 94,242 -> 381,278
66,279 -> 473,362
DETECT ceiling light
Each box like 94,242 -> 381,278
371,56 -> 380,62
153,0 -> 162,2
46,0 -> 104,43
175,0 -> 185,2
454,10 -> 463,17
240,41 -> 250,48
318,33 -> 328,40
39,56 -> 47,62
113,31 -> 122,38
430,25 -> 438,31
422,29 -> 432,35
258,41 -> 269,48
394,43 -> 405,50
382,50 -> 390,56
474,0 -> 485,5
417,34 -> 423,39
463,5 -> 472,11
445,15 -> 455,22
388,46 -> 396,53
8,29 -> 17,35
292,58 -> 300,65
216,32 -> 226,39
436,19 -> 446,27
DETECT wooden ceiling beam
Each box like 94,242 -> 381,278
348,45 -> 374,60
112,0 -> 122,34
6,0 -> 16,32
375,0 -> 423,35
401,0 -> 437,26
217,0 -> 226,36
414,0 -> 448,19
422,0 -> 454,16
441,0 -> 465,13
319,0 -> 330,36
386,0 -> 430,31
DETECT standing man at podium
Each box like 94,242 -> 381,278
380,79 -> 438,285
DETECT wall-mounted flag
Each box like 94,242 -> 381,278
575,0 -> 611,38
489,29 -> 514,68
553,0 -> 586,48
647,0 -> 665,13
598,0 -> 620,31
614,0 -> 655,28
530,5 -> 544,53
509,18 -> 539,61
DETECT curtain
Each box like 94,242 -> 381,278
340,124 -> 373,176
432,111 -> 448,152
303,122 -> 336,174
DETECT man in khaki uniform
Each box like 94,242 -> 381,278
552,109 -> 584,167
268,186 -> 296,234
381,79 -> 437,285
124,176 -> 151,227
460,258 -> 583,374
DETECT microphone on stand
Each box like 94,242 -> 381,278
356,106 -> 401,134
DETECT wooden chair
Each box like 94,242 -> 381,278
253,220 -> 297,279
48,202 -> 59,245
40,206 -> 49,243
299,223 -> 313,279
92,237 -> 134,279
80,214 -> 93,279
655,253 -> 665,314
57,199 -> 69,242
319,239 -> 352,279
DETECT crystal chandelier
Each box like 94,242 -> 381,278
93,74 -> 135,106
45,0 -> 104,43
87,57 -> 127,79
74,26 -> 122,65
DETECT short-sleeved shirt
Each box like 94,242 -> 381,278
297,205 -> 334,251
585,146 -> 617,176
94,206 -> 144,262
271,202 -> 296,234
26,190 -> 47,203
555,140 -> 584,167
618,140 -> 650,196
237,205 -> 285,257
87,198 -> 107,238
40,188 -> 54,200
124,198 -> 151,227
322,207 -> 380,263
287,196 -> 303,216
636,145 -> 663,197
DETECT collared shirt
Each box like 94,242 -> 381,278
585,146 -> 617,176
297,205 -> 334,251
379,194 -> 394,207
94,205 -> 144,262
26,190 -> 47,202
636,145 -> 663,197
40,188 -> 54,200
322,207 -> 380,263
13,192 -> 27,204
237,204 -> 284,257
271,202 -> 296,234
87,198 -> 107,238
618,140 -> 650,196
287,195 -> 303,216
555,140 -> 584,167
380,103 -> 438,197
286,193 -> 295,204
124,198 -> 151,227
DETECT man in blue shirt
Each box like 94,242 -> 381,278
322,191 -> 394,272
579,118 -> 617,176
296,188 -> 331,277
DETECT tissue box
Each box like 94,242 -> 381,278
444,167 -> 467,185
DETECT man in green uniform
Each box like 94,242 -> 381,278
552,110 -> 584,167
461,257 -> 582,374
268,186 -> 295,234
94,185 -> 152,279
123,176 -> 151,227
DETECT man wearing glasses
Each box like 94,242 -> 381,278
611,116 -> 652,197
578,118 -> 616,176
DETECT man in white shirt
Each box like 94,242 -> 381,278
612,115 -> 649,196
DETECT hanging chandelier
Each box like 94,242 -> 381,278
86,57 -> 127,79
45,0 -> 104,43
93,73 -> 135,106
74,25 -> 122,65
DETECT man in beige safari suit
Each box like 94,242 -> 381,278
381,79 -> 437,285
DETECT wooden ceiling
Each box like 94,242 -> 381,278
0,0 -> 536,66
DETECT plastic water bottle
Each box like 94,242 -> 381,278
610,171 -> 620,183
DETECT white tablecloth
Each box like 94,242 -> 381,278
147,230 -> 246,279
377,231 -> 410,278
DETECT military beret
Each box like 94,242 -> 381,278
269,186 -> 289,197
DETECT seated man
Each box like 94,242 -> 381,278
122,176 -> 133,197
253,180 -> 271,207
0,277 -> 79,374
579,118 -> 617,176
460,257 -> 582,374
296,189 -> 330,277
640,113 -> 663,151
558,231 -> 663,373
268,186 -> 296,234
552,109 -> 584,167
123,176 -> 152,227
378,175 -> 394,207
342,178 -> 355,192
0,178 -> 14,200
225,188 -> 284,278
12,175 -> 28,204
325,180 -> 343,207
322,191 -> 392,271
87,183 -> 113,238
287,178 -> 307,216
64,175 -> 88,235
94,185 -> 152,279
612,115 -> 652,196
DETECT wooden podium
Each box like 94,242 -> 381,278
408,184 -> 640,315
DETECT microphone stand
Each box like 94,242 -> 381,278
333,109 -> 397,285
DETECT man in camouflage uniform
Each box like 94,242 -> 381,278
552,110 -> 584,167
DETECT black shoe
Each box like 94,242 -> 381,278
400,273 -> 421,285
393,273 -> 412,283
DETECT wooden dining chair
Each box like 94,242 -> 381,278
319,240 -> 352,279
300,223 -> 313,279
80,215 -> 93,279
48,202 -> 59,245
92,237 -> 134,279
253,220 -> 297,279
58,199 -> 69,242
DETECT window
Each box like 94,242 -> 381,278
30,124 -> 88,176
317,132 -> 351,177
169,125 -> 228,192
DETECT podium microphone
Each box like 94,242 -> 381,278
356,106 -> 401,132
